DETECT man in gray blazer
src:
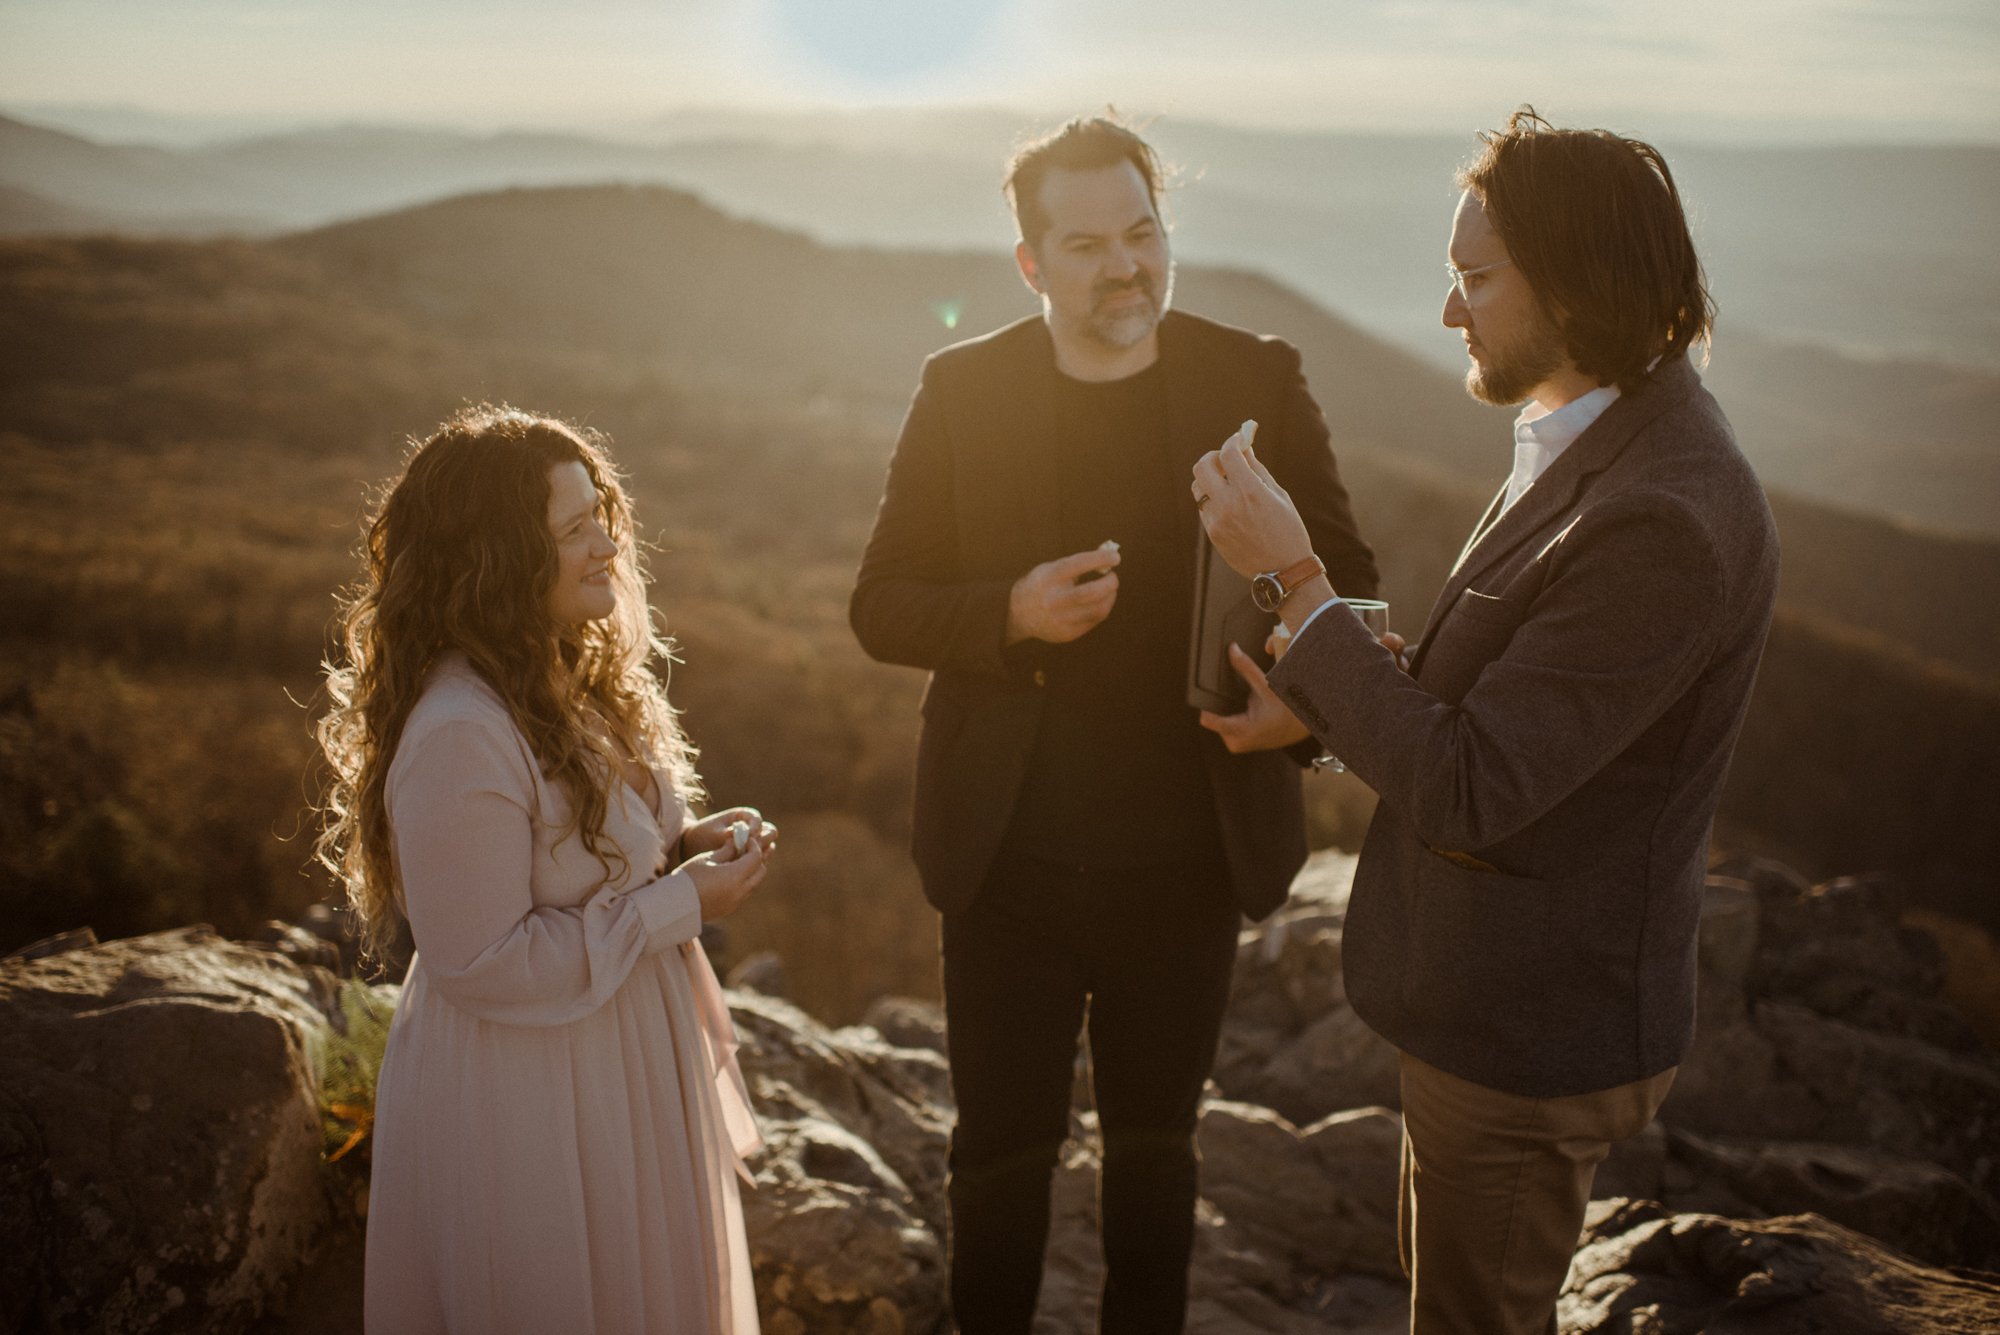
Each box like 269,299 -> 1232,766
1193,109 -> 1779,1333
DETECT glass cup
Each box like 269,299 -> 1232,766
1315,599 -> 1389,775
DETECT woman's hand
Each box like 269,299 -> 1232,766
677,841 -> 769,922
683,806 -> 779,858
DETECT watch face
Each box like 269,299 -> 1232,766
1251,572 -> 1285,613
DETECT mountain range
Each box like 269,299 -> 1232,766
2,176 -> 1995,933
3,108 -> 1995,537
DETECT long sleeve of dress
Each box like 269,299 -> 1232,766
389,716 -> 704,1028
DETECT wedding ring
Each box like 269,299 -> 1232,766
1194,492 -> 1210,509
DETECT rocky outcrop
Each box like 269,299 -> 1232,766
1598,1120 -> 2000,1278
0,926 -> 340,1335
1032,1106 -> 1410,1335
9,845 -> 1997,1332
1212,852 -> 1402,1123
1561,1198 -> 2000,1333
1613,857 -> 2000,1270
1219,849 -> 2000,1273
730,994 -> 1413,1334
730,991 -> 952,1333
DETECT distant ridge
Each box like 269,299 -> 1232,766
279,184 -> 2000,676
7,179 -> 1992,679
1,179 -> 1995,924
0,183 -> 122,237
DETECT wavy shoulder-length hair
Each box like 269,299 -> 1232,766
1459,107 -> 1714,392
316,405 -> 700,963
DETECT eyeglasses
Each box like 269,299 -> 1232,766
1445,258 -> 1513,300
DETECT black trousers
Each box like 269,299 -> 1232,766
940,844 -> 1241,1334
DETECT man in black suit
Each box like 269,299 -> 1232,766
849,116 -> 1377,1332
1196,110 -> 1779,1334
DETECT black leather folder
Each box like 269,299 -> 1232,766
1187,528 -> 1276,713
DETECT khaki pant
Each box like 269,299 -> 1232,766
1397,1052 -> 1676,1335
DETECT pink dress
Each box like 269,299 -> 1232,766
364,655 -> 761,1334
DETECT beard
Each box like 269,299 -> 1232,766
1081,264 -> 1174,349
1465,303 -> 1568,406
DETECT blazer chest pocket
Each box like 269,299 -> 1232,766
1449,586 -> 1531,631
1421,587 -> 1532,700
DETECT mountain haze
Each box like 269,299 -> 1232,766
4,109 -> 1993,536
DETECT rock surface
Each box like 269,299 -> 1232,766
1223,850 -> 2000,1272
12,846 -> 2000,1334
730,992 -> 1413,1334
1212,852 -> 1403,1122
0,926 -> 340,1335
1623,858 -> 2000,1270
731,991 -> 953,1333
1561,1198 -> 2000,1333
1032,1107 -> 1409,1335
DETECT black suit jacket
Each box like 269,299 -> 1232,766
850,310 -> 1378,919
1269,357 -> 1779,1097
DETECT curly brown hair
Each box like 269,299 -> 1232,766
316,405 -> 701,963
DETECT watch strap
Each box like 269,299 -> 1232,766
1273,555 -> 1326,604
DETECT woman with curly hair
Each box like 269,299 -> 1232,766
318,406 -> 771,1334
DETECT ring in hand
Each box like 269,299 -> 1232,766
1194,492 -> 1210,509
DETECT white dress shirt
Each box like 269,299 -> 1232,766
1294,382 -> 1622,639
1501,383 -> 1621,516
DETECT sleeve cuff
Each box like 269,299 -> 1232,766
1294,594 -> 1345,640
630,870 -> 703,953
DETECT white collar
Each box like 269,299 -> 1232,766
1502,383 -> 1621,513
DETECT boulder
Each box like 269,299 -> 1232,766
731,990 -> 954,1331
1561,1198 -> 2000,1334
1032,1103 -> 1410,1334
1744,866 -> 1981,1051
1183,851 -> 2000,1276
742,1116 -> 945,1335
857,995 -> 947,1057
0,926 -> 339,1335
1213,852 -> 1402,1123
728,949 -> 791,999
1656,866 -> 2000,1272
1193,1101 -> 1403,1282
1690,1003 -> 1999,1187
1600,1124 -> 2000,1272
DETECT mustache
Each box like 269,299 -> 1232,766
1092,273 -> 1157,307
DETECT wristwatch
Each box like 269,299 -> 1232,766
1250,555 -> 1326,614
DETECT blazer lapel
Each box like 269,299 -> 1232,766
1158,313 -> 1239,560
1410,358 -> 1701,671
988,318 -> 1065,563
1448,481 -> 1511,581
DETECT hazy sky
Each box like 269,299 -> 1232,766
3,0 -> 1996,143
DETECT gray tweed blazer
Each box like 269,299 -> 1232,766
1268,355 -> 1778,1098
